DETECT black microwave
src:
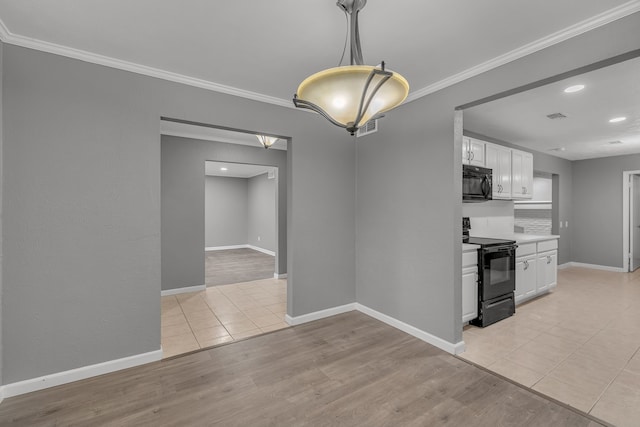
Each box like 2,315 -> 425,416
463,164 -> 492,202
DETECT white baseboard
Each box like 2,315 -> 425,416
557,262 -> 572,270
205,245 -> 247,251
0,385 -> 4,403
283,302 -> 463,355
561,262 -> 625,273
285,303 -> 357,326
356,304 -> 465,355
205,244 -> 276,257
2,349 -> 162,398
274,273 -> 288,279
161,284 -> 206,296
247,245 -> 275,257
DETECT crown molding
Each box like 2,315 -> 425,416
405,0 -> 640,103
0,21 -> 294,109
0,1 -> 638,107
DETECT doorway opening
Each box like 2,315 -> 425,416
159,118 -> 290,358
622,170 -> 640,272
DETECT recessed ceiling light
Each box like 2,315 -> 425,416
607,140 -> 623,145
220,167 -> 228,171
549,147 -> 566,152
564,84 -> 585,93
609,116 -> 627,123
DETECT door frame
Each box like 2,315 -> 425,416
622,170 -> 640,272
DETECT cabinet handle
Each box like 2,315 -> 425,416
467,151 -> 471,160
547,256 -> 551,264
470,152 -> 474,161
524,260 -> 529,270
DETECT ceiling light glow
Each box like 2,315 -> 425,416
609,116 -> 627,123
563,85 -> 585,93
220,167 -> 228,171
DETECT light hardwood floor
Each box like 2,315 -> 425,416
461,266 -> 640,427
0,312 -> 602,426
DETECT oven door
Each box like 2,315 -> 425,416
480,245 -> 516,300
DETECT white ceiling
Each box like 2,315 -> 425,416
0,0 -> 638,106
205,161 -> 276,179
161,120 -> 288,150
463,56 -> 640,161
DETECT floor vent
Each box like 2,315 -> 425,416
356,119 -> 378,137
546,113 -> 567,120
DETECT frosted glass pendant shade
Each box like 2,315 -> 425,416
256,135 -> 278,149
296,65 -> 409,132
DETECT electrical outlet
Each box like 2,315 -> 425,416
560,222 -> 563,229
258,236 -> 261,241
565,221 -> 568,228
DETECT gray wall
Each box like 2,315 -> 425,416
248,173 -> 276,252
572,153 -> 640,268
162,137 -> 285,291
464,130 -> 574,265
0,41 -> 4,386
205,176 -> 249,248
355,13 -> 640,345
3,45 -> 355,384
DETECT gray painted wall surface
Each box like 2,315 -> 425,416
3,46 -> 355,384
464,130 -> 573,265
248,173 -> 276,252
205,176 -> 249,248
0,41 -> 4,385
572,154 -> 640,268
162,136 -> 285,291
355,13 -> 640,345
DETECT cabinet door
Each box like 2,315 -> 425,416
462,267 -> 478,323
485,143 -> 501,199
515,256 -> 537,304
469,139 -> 485,166
521,152 -> 533,199
497,146 -> 512,198
537,250 -> 557,293
462,137 -> 470,164
511,150 -> 524,199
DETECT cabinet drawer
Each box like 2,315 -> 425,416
516,243 -> 536,257
462,251 -> 478,268
537,239 -> 558,252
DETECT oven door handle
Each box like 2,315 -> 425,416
481,175 -> 491,197
483,245 -> 518,254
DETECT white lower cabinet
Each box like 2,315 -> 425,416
515,255 -> 537,304
462,266 -> 478,323
514,239 -> 558,305
537,250 -> 558,292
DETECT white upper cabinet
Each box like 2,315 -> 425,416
512,149 -> 533,199
485,143 -> 512,199
462,137 -> 485,167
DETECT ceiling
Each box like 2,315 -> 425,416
205,161 -> 276,179
463,56 -> 640,161
0,1 -> 638,107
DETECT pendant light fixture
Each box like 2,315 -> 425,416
256,134 -> 278,149
293,0 -> 409,135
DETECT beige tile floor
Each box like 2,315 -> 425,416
161,278 -> 288,358
460,266 -> 640,427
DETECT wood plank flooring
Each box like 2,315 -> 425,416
0,312 -> 603,426
205,248 -> 275,286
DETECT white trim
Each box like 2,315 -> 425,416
405,1 -> 640,103
0,386 -> 4,403
0,2 -> 637,108
274,273 -> 288,279
161,284 -> 206,296
284,303 -> 357,326
557,262 -> 573,270
561,262 -> 625,273
356,304 -> 465,355
247,245 -> 275,257
622,170 -> 640,272
205,244 -> 275,256
2,349 -> 162,398
205,245 -> 248,251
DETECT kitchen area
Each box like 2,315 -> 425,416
461,136 -> 560,329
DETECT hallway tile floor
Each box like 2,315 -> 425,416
460,266 -> 640,427
161,278 -> 288,358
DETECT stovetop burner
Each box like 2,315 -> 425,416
464,236 -> 516,247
